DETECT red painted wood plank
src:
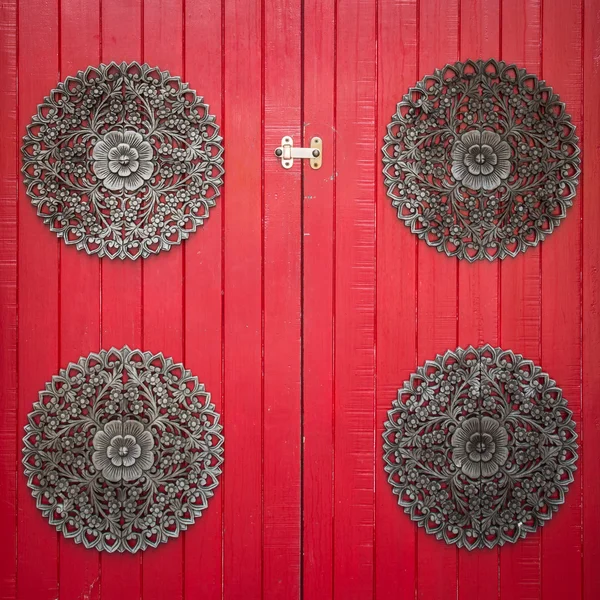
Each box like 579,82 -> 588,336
302,0 -> 335,597
58,1 -> 102,598
499,1 -> 543,598
182,2 -> 224,599
582,2 -> 600,598
263,0 -> 302,598
223,1 -> 263,598
540,1 -> 583,598
100,1 -> 144,597
333,1 -> 377,598
0,1 -> 18,598
375,1 -> 418,599
416,1 -> 460,598
16,0 -> 60,597
457,0 -> 501,346
457,2 -> 500,599
141,2 -> 185,598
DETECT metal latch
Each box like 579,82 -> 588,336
274,136 -> 322,169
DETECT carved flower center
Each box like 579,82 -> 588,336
92,419 -> 156,483
465,144 -> 497,173
450,131 -> 512,192
450,416 -> 509,479
466,432 -> 496,460
92,131 -> 154,192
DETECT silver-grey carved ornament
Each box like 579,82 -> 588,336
21,62 -> 224,259
22,347 -> 224,553
382,59 -> 580,261
382,345 -> 578,549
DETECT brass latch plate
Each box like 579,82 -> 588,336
275,136 -> 322,169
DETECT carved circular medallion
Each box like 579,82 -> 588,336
22,62 -> 224,259
382,59 -> 580,261
382,346 -> 578,549
22,347 -> 224,553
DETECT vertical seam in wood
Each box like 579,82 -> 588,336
220,1 -> 226,599
98,2 -> 104,596
456,2 -> 462,596
260,0 -> 265,597
497,3 -> 503,598
300,0 -> 306,597
578,0 -> 585,596
181,1 -> 187,596
538,2 -> 544,593
14,0 -> 20,595
414,3 -> 420,598
140,3 -> 145,597
56,0 -> 63,593
331,1 -> 338,598
372,0 -> 379,596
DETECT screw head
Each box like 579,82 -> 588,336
275,148 -> 283,157
312,149 -> 320,157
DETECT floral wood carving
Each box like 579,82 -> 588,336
22,347 -> 224,553
382,59 -> 580,261
382,346 -> 578,549
22,62 -> 224,259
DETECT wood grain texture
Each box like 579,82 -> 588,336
183,1 -> 224,598
499,1 -> 543,598
417,1 -> 460,599
0,0 -> 18,598
457,2 -> 500,599
58,1 -> 102,598
222,1 -> 263,598
0,2 -> 596,599
302,0 -> 335,597
99,1 -> 144,598
583,2 -> 600,599
332,1 -> 377,599
141,1 -> 185,597
16,0 -> 60,597
579,0 -> 600,600
263,0 -> 302,597
375,1 -> 418,599
540,2 -> 583,598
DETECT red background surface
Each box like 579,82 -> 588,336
1,0 -> 599,599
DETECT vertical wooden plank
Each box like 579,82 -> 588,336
17,0 -> 60,598
302,0 -> 335,597
499,1 -> 543,598
183,1 -> 224,598
263,0 -> 302,598
141,1 -> 185,598
223,0 -> 263,598
541,1 -> 582,598
375,1 -> 418,599
333,0 -> 377,598
457,2 -> 501,343
100,1 -> 144,597
583,1 -> 600,598
58,1 -> 102,598
457,2 -> 500,599
417,1 -> 459,598
0,1 -> 18,598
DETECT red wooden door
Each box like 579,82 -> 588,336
0,1 -> 599,600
